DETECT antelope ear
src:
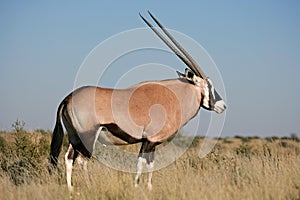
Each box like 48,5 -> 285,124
176,71 -> 185,78
185,68 -> 194,81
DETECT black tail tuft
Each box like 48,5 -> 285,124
49,102 -> 65,167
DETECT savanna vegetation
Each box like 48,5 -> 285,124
0,121 -> 299,199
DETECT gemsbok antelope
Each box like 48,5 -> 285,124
50,11 -> 226,191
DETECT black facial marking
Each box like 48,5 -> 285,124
206,81 -> 214,109
213,89 -> 222,102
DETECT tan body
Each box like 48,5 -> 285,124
64,78 -> 202,153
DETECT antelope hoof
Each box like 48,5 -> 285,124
68,185 -> 74,192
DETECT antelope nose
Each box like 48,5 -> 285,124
214,100 -> 226,114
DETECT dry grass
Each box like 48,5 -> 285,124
0,132 -> 299,200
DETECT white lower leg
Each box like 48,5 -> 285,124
135,157 -> 146,187
147,161 -> 154,190
65,150 -> 74,191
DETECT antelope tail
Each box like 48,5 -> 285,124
49,101 -> 65,166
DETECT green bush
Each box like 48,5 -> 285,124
234,135 -> 250,143
222,138 -> 233,144
265,136 -> 279,142
279,141 -> 288,148
235,144 -> 255,158
290,133 -> 299,142
11,119 -> 25,133
0,131 -> 51,185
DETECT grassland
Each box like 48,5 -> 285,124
0,131 -> 299,200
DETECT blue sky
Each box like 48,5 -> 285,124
0,1 -> 299,137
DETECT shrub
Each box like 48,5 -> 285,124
290,133 -> 299,142
280,134 -> 300,142
248,136 -> 260,139
0,131 -> 51,185
11,119 -> 25,133
279,141 -> 288,148
222,138 -> 233,144
235,144 -> 254,157
35,129 -> 50,135
265,136 -> 279,142
234,135 -> 250,143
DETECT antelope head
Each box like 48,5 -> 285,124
140,11 -> 227,114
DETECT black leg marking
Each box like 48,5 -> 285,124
135,140 -> 157,189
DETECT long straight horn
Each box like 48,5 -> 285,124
147,11 -> 207,79
139,13 -> 194,71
